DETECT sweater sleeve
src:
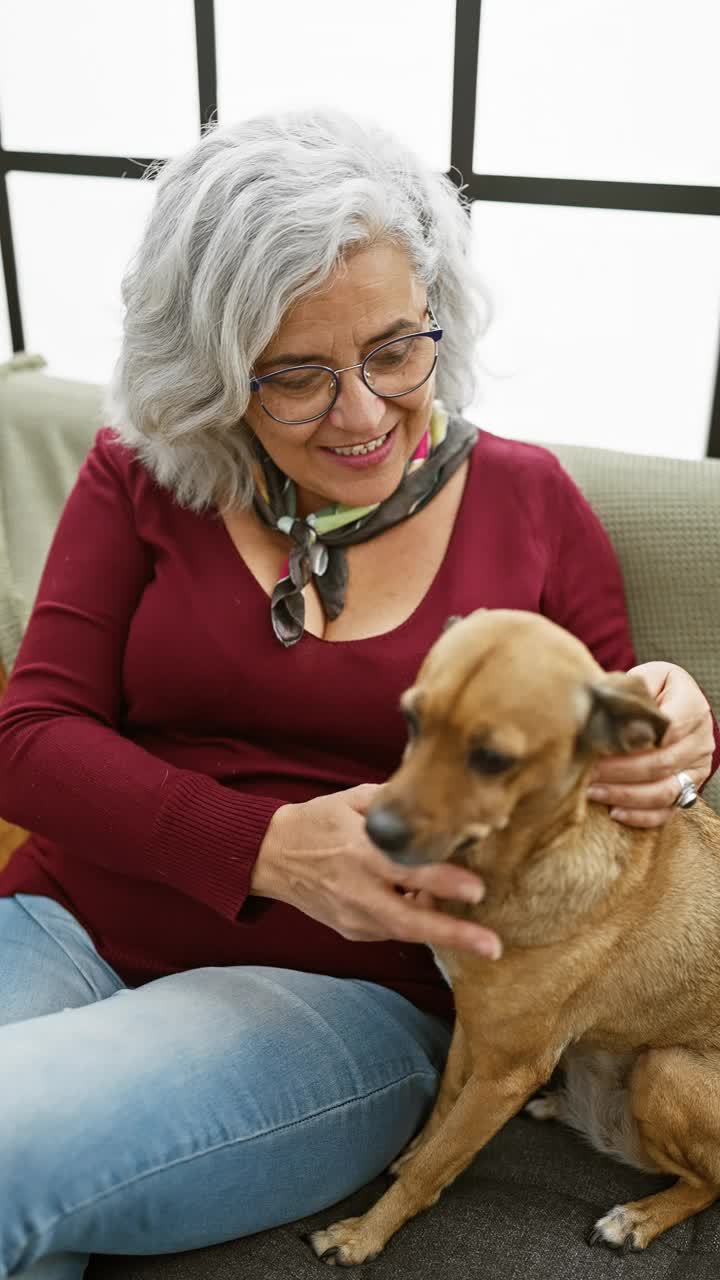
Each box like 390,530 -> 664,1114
0,431 -> 286,921
539,454 -> 636,672
540,454 -> 720,781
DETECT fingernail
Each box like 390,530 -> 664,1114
475,937 -> 503,960
588,786 -> 608,802
459,882 -> 485,904
610,808 -> 626,822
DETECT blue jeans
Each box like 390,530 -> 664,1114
0,894 -> 451,1279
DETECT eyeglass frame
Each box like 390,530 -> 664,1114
248,305 -> 443,425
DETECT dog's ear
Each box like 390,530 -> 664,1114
578,673 -> 670,756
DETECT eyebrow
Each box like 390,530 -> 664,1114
259,316 -> 425,371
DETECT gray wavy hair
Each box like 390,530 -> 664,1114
107,107 -> 490,512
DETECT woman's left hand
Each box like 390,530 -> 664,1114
587,661 -> 715,828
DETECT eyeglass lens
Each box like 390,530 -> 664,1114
258,333 -> 438,424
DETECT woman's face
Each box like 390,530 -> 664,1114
244,243 -> 436,515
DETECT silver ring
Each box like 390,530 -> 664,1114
674,771 -> 699,808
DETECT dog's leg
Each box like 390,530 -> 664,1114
524,1093 -> 561,1121
526,1047 -> 659,1172
589,1183 -> 718,1252
308,1055 -> 554,1266
389,1019 -> 470,1175
590,1045 -> 720,1251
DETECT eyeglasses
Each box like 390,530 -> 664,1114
249,306 -> 443,425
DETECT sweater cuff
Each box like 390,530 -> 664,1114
148,772 -> 287,921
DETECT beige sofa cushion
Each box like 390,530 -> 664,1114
0,355 -> 103,669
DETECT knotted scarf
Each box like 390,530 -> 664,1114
252,403 -> 477,646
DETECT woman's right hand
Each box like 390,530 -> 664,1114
250,784 -> 502,959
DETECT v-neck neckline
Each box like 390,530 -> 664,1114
214,443 -> 479,647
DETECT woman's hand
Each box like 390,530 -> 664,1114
251,784 -> 502,958
588,661 -> 715,828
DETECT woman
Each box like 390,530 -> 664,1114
0,109 -> 716,1279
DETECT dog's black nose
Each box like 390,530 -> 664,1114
366,807 -> 411,854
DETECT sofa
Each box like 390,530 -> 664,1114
1,353 -> 720,1279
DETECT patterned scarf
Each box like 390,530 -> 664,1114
252,403 -> 477,646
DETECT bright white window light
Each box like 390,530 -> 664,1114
467,200 -> 720,459
8,172 -> 157,386
0,0 -> 199,157
216,0 -> 455,172
473,0 -> 720,186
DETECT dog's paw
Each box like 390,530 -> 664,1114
524,1094 -> 560,1122
587,1205 -> 644,1252
305,1217 -> 382,1267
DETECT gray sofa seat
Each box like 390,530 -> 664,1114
87,1113 -> 720,1279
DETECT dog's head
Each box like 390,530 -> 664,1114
366,610 -> 669,867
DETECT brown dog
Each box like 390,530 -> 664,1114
308,608 -> 720,1265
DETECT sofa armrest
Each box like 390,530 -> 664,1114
0,659 -> 28,870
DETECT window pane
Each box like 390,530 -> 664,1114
216,0 -> 455,171
0,0 -> 198,157
473,0 -> 720,186
467,201 -> 720,459
8,172 -> 156,385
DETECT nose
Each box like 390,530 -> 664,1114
327,368 -> 387,432
366,807 -> 412,855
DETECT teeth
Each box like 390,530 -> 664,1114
330,431 -> 389,457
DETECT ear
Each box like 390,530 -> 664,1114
578,672 -> 670,756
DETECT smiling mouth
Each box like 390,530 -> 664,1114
323,427 -> 394,457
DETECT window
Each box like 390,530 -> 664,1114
1,0 -> 718,456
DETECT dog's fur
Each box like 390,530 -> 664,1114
309,609 -> 720,1264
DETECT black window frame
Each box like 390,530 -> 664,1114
1,0 -> 719,456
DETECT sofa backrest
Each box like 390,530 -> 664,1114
550,442 -> 720,813
1,356 -> 718,811
0,356 -> 104,667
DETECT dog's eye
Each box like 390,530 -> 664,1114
468,746 -> 515,775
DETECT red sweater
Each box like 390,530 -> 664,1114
1,427 -> 715,1019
